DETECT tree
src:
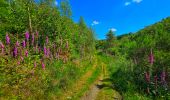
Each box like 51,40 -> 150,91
105,30 -> 116,48
60,0 -> 72,18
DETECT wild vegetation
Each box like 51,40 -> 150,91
0,0 -> 170,100
97,18 -> 170,99
0,0 -> 96,99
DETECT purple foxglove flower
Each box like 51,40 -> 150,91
25,31 -> 30,40
16,41 -> 20,47
47,48 -> 50,56
161,71 -> 166,82
34,61 -> 36,68
17,61 -> 20,65
13,46 -> 18,57
20,56 -> 24,61
6,34 -> 10,45
36,31 -> 39,37
25,50 -> 28,57
42,62 -> 45,70
22,40 -> 26,48
0,42 -> 4,54
145,72 -> 150,82
46,36 -> 49,44
0,42 -> 4,48
44,46 -> 47,56
149,49 -> 154,65
34,61 -> 37,68
32,33 -> 35,45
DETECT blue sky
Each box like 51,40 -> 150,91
57,0 -> 170,39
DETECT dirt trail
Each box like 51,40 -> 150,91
57,60 -> 98,100
81,76 -> 102,100
81,76 -> 122,100
81,63 -> 122,100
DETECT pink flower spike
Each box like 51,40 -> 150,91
149,49 -> 154,65
22,40 -> 26,48
25,50 -> 28,57
161,71 -> 166,82
42,62 -> 45,70
13,46 -> 18,57
145,72 -> 150,83
46,36 -> 49,44
0,42 -> 4,48
34,61 -> 36,68
36,31 -> 39,37
25,31 -> 30,40
6,33 -> 10,45
20,56 -> 24,61
16,41 -> 20,47
17,61 -> 20,65
32,33 -> 35,45
44,46 -> 47,56
47,48 -> 50,56
0,42 -> 4,54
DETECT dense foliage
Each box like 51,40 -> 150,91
0,0 -> 96,99
101,17 -> 170,99
1,0 -> 170,99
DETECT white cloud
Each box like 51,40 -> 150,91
110,28 -> 117,32
125,2 -> 131,6
55,0 -> 58,6
92,20 -> 99,26
133,0 -> 143,3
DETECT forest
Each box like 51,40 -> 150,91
0,0 -> 169,100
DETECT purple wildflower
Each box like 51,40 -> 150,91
145,72 -> 150,83
34,61 -> 36,68
17,61 -> 20,65
16,41 -> 20,47
42,62 -> 45,70
149,49 -> 154,65
13,46 -> 18,57
0,42 -> 4,48
25,50 -> 28,57
6,33 -> 10,45
47,48 -> 50,56
25,31 -> 30,40
22,40 -> 26,48
32,33 -> 35,45
0,42 -> 4,54
46,36 -> 49,44
36,31 -> 39,37
44,46 -> 47,56
20,56 -> 24,61
161,71 -> 166,83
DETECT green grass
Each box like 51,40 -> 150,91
73,65 -> 101,100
